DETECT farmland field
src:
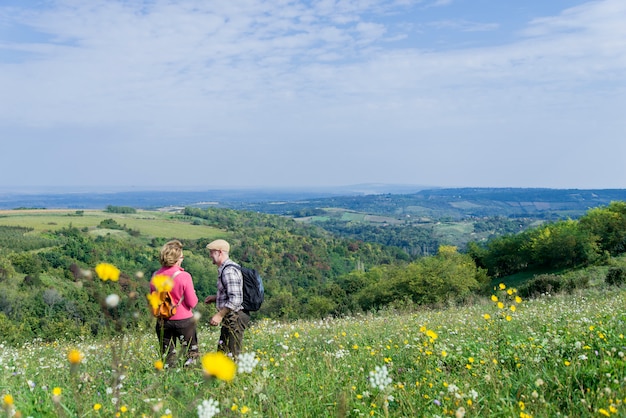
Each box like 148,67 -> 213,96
0,209 -> 224,240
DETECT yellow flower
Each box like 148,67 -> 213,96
146,292 -> 161,310
564,360 -> 571,366
515,296 -> 522,304
120,406 -> 128,413
293,332 -> 300,338
483,314 -> 491,320
154,360 -> 164,371
499,283 -> 506,290
201,352 -> 236,381
598,409 -> 610,417
95,263 -> 120,281
2,394 -> 14,406
93,403 -> 102,411
68,349 -> 84,364
426,329 -> 438,340
506,315 -> 512,321
510,305 -> 517,312
151,274 -> 174,292
497,302 -> 504,309
491,295 -> 498,302
52,387 -> 62,396
241,406 -> 250,414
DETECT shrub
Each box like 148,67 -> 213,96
606,266 -> 626,286
518,273 -> 562,298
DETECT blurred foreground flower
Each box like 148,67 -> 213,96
151,274 -> 174,292
197,398 -> 220,418
237,352 -> 259,374
106,293 -> 120,308
95,263 -> 120,281
369,365 -> 392,391
68,349 -> 84,365
201,352 -> 236,382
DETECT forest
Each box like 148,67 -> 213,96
1,200 -> 626,345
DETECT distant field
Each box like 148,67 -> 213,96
0,209 -> 225,240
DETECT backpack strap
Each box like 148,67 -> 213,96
171,270 -> 184,307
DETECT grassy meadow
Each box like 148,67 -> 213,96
2,273 -> 625,417
0,210 -> 224,241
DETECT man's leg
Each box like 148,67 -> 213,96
218,311 -> 250,358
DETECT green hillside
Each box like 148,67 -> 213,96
1,201 -> 626,346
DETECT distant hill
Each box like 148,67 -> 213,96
0,184 -> 428,210
2,187 -> 626,220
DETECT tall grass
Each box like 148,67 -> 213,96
2,274 -> 625,417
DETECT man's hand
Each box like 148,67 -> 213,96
204,295 -> 217,304
209,312 -> 223,327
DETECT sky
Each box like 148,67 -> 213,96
1,0 -> 625,192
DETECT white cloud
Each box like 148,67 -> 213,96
0,0 -> 625,189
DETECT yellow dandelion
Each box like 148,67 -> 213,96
146,292 -> 161,310
2,394 -> 14,406
483,314 -> 491,320
353,344 -> 359,350
510,305 -> 517,312
515,296 -> 522,304
497,302 -> 504,309
293,332 -> 300,338
499,283 -> 506,290
241,406 -> 250,414
507,289 -> 513,295
201,352 -> 236,382
564,360 -> 571,366
468,357 -> 474,363
93,403 -> 102,411
120,406 -> 128,413
598,409 -> 610,417
154,360 -> 164,371
68,349 -> 84,365
506,315 -> 512,321
95,263 -> 120,281
52,387 -> 62,396
426,329 -> 438,340
491,295 -> 498,302
441,350 -> 448,357
151,274 -> 174,292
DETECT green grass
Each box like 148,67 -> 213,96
2,273 -> 625,417
0,209 -> 224,240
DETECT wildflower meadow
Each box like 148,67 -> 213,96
1,263 -> 626,417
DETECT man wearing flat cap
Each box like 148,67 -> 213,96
204,239 -> 250,357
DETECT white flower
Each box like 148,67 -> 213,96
447,384 -> 459,393
369,365 -> 392,391
105,294 -> 120,308
197,398 -> 220,418
237,352 -> 259,374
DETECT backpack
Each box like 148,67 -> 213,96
151,271 -> 184,319
222,264 -> 264,312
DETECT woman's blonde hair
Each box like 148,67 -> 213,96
159,239 -> 183,267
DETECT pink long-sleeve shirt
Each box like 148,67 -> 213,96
150,266 -> 198,320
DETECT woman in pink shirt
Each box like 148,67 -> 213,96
150,239 -> 199,368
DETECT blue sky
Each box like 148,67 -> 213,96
1,0 -> 625,192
